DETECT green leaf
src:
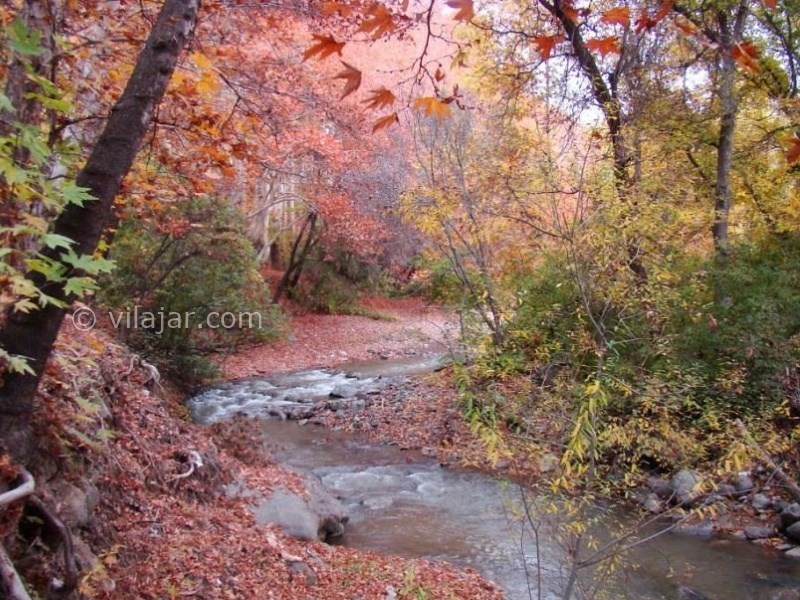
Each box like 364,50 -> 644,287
62,182 -> 95,206
36,289 -> 67,308
13,298 -> 38,313
34,94 -> 72,114
25,73 -> 59,96
27,256 -> 66,281
64,276 -> 97,297
0,92 -> 13,113
61,250 -> 115,275
41,233 -> 75,250
7,19 -> 43,56
8,355 -> 35,375
17,124 -> 48,164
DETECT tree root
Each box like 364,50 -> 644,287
27,496 -> 78,595
0,544 -> 31,600
0,469 -> 35,600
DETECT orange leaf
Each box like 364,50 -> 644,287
586,36 -> 621,56
635,0 -> 672,33
653,0 -> 673,22
372,112 -> 399,133
787,135 -> 800,164
674,18 -> 698,35
334,61 -> 362,99
319,1 -> 355,16
562,4 -> 580,23
600,7 -> 630,28
445,0 -> 474,22
303,34 -> 345,61
534,35 -> 564,60
763,0 -> 776,8
358,4 -> 395,38
363,87 -> 396,110
412,96 -> 452,120
731,41 -> 760,74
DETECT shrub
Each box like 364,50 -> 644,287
99,195 -> 284,387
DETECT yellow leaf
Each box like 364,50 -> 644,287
412,96 -> 452,120
362,87 -> 396,110
303,34 -> 346,61
190,52 -> 212,70
196,71 -> 220,96
358,4 -> 395,38
372,112 -> 399,132
334,61 -> 362,99
445,0 -> 474,22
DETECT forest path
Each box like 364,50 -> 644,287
220,297 -> 455,379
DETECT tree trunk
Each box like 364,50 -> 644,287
712,3 -> 748,257
0,0 -> 201,463
544,0 -> 647,284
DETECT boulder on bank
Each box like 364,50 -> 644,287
670,470 -> 703,506
779,503 -> 800,532
255,477 -> 348,542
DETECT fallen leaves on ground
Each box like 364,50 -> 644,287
18,304 -> 502,599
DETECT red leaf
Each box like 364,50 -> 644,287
731,41 -> 760,74
372,112 -> 399,133
334,61 -> 362,99
303,34 -> 345,61
586,36 -> 621,56
362,87 -> 396,110
445,0 -> 475,22
635,0 -> 672,33
358,4 -> 396,38
600,7 -> 630,28
562,3 -> 580,23
534,35 -> 564,60
787,136 -> 800,164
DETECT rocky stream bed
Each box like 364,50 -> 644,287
188,354 -> 800,600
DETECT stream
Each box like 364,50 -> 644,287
188,355 -> 800,600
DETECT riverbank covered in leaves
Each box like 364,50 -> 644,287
4,313 -> 501,599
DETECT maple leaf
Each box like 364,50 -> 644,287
372,112 -> 399,133
334,61 -> 362,99
586,36 -> 621,56
363,87 -> 396,110
600,7 -> 630,28
534,35 -> 564,60
413,96 -> 452,120
303,34 -> 346,61
445,0 -> 474,22
787,135 -> 800,164
635,0 -> 672,33
358,4 -> 395,39
731,41 -> 760,74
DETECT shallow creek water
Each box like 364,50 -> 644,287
188,356 -> 800,600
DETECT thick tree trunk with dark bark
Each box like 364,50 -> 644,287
0,0 -> 201,462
